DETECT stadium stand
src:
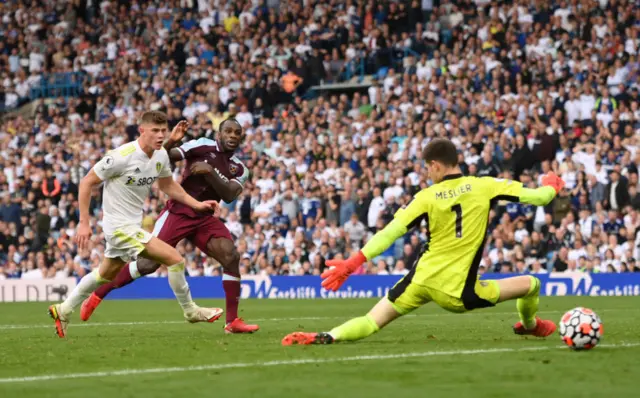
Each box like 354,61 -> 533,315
1,0 -> 640,280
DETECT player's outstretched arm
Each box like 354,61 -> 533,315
190,162 -> 243,203
484,173 -> 564,207
322,194 -> 427,291
163,121 -> 189,151
157,176 -> 218,213
323,219 -> 408,291
164,121 -> 190,162
520,172 -> 565,206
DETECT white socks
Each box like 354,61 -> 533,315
128,261 -> 141,279
167,262 -> 196,311
59,262 -> 194,316
60,270 -> 109,316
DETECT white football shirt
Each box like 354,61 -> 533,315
93,140 -> 172,235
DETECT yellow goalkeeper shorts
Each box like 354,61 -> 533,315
386,275 -> 500,315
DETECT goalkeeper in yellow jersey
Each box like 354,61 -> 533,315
282,138 -> 565,346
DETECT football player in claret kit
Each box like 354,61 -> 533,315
283,138 -> 565,346
49,111 -> 219,337
80,118 -> 259,334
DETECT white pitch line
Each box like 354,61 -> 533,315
0,308 -> 636,331
0,317 -> 328,330
0,342 -> 638,384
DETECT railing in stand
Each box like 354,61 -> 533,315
29,72 -> 85,100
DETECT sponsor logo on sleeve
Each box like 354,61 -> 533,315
102,156 -> 114,170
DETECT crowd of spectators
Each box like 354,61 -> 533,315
1,0 -> 640,280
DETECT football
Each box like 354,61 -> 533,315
559,307 -> 603,350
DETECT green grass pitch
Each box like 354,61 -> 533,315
0,296 -> 639,398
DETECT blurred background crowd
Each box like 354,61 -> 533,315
1,0 -> 640,280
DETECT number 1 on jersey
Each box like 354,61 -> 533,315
451,204 -> 462,238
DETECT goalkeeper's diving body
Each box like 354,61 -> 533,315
282,138 -> 564,346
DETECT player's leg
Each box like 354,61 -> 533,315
282,297 -> 404,346
490,276 -> 556,337
49,256 -> 126,337
329,297 -> 403,341
283,271 -> 426,345
139,226 -> 223,323
92,259 -> 160,301
202,236 -> 259,333
138,237 -> 192,310
80,210 -> 187,321
81,258 -> 162,321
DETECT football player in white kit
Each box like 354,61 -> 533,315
48,111 -> 222,338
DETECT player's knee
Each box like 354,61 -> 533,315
99,260 -> 124,281
136,258 -> 161,276
221,249 -> 240,271
165,249 -> 184,267
526,276 -> 541,297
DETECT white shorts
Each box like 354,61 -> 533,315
104,225 -> 153,262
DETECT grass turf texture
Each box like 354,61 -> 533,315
0,296 -> 638,398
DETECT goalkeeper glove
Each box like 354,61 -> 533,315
541,172 -> 565,194
321,251 -> 367,291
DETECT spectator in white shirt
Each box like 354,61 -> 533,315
375,260 -> 390,275
383,178 -> 404,202
568,239 -> 588,262
531,260 -> 548,274
579,88 -> 596,121
391,260 -> 409,275
235,105 -> 254,129
489,239 -> 510,265
572,143 -> 597,176
564,89 -> 582,126
367,187 -> 386,229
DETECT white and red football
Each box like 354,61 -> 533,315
559,307 -> 603,350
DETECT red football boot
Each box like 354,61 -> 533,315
224,318 -> 260,334
282,332 -> 335,346
80,293 -> 102,322
48,304 -> 69,338
513,317 -> 557,337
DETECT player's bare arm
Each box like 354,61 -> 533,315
164,120 -> 190,161
76,168 -> 104,250
190,162 -> 243,203
157,176 -> 218,212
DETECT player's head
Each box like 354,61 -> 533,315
138,111 -> 169,150
422,138 -> 459,183
218,118 -> 244,152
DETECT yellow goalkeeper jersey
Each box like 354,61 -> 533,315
380,174 -> 553,298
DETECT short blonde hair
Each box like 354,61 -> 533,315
139,111 -> 168,125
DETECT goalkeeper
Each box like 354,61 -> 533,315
283,138 -> 564,346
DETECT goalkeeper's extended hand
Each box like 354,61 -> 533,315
321,251 -> 367,291
541,172 -> 565,194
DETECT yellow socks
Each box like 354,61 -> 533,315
329,314 -> 380,342
516,276 -> 541,330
